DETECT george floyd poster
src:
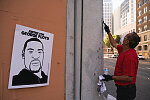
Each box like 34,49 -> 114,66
8,24 -> 54,89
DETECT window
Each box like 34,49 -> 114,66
138,46 -> 142,51
144,35 -> 147,41
144,25 -> 147,31
138,2 -> 141,8
131,0 -> 133,3
143,16 -> 147,22
139,37 -> 141,42
138,27 -> 142,33
143,0 -> 147,4
138,19 -> 142,24
143,45 -> 147,50
138,10 -> 141,16
131,4 -> 133,7
143,7 -> 147,13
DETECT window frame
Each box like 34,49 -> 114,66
144,35 -> 147,41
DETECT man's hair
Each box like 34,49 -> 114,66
22,38 -> 44,54
127,32 -> 140,48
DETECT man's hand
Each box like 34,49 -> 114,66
102,74 -> 113,81
103,22 -> 110,33
103,21 -> 117,48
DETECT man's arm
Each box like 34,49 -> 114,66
112,75 -> 133,82
107,32 -> 118,48
102,75 -> 133,82
103,22 -> 118,48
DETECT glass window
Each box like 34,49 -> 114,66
144,45 -> 147,50
144,25 -> 147,31
143,16 -> 147,22
143,0 -> 147,4
138,46 -> 142,51
138,10 -> 141,16
139,37 -> 141,42
144,35 -> 147,41
131,0 -> 133,3
138,2 -> 141,8
138,19 -> 142,24
138,27 -> 142,33
143,7 -> 147,13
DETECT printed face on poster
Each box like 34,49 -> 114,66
8,24 -> 54,89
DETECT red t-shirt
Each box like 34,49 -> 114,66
114,45 -> 139,85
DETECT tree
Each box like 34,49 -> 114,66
104,34 -> 121,48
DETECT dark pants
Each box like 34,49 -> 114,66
116,84 -> 136,100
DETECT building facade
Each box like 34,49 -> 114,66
103,0 -> 113,38
136,0 -> 150,59
120,0 -> 136,27
114,7 -> 121,35
114,0 -> 136,36
111,0 -> 136,56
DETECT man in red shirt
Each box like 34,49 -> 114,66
102,22 -> 140,100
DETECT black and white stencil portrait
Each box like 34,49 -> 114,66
8,24 -> 54,89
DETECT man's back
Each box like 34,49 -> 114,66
114,45 -> 139,85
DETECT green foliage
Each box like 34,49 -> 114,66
104,34 -> 121,47
104,36 -> 111,47
113,35 -> 121,44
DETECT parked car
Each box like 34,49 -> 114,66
110,55 -> 118,58
138,55 -> 145,60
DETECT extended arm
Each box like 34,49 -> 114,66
103,22 -> 118,48
107,32 -> 118,48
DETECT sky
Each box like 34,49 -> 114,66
112,0 -> 124,12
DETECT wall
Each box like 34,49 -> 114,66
81,0 -> 104,99
136,30 -> 150,59
66,0 -> 104,100
0,0 -> 66,100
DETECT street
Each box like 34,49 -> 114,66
103,58 -> 150,100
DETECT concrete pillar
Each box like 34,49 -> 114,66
66,0 -> 103,100
66,0 -> 75,100
81,0 -> 104,100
